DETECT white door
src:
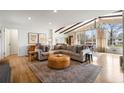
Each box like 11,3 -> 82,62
5,28 -> 10,57
10,29 -> 18,55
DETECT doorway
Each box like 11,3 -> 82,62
5,28 -> 18,57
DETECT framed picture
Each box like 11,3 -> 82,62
28,33 -> 38,44
38,33 -> 47,44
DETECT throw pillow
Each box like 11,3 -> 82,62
45,46 -> 50,52
40,45 -> 46,52
76,46 -> 82,53
67,45 -> 72,51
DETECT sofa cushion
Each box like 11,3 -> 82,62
60,50 -> 71,55
54,45 -> 60,50
71,46 -> 77,53
61,44 -> 67,50
75,46 -> 82,53
38,45 -> 45,52
45,45 -> 50,52
54,44 -> 67,50
72,53 -> 80,57
38,45 -> 50,52
68,51 -> 75,56
41,52 -> 49,56
67,45 -> 74,51
81,45 -> 86,50
52,50 -> 62,54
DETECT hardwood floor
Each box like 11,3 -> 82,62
7,55 -> 40,83
93,53 -> 124,83
6,53 -> 124,83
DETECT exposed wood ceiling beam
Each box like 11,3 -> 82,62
113,10 -> 122,13
59,21 -> 82,34
55,26 -> 65,33
64,14 -> 122,34
98,14 -> 122,18
64,18 -> 96,34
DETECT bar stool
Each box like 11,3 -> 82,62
85,52 -> 93,63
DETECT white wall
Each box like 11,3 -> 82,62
10,29 -> 18,55
0,27 -> 5,59
1,26 -> 64,56
0,28 -> 19,57
4,28 -> 19,57
18,28 -> 49,56
4,28 -> 10,57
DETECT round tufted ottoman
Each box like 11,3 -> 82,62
48,54 -> 70,69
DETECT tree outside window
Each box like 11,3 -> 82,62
76,29 -> 96,46
102,23 -> 123,48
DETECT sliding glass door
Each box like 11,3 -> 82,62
102,23 -> 123,54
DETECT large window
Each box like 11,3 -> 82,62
85,29 -> 96,45
102,23 -> 123,48
76,31 -> 85,44
76,29 -> 96,46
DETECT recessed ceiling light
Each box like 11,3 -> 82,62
28,17 -> 31,20
49,22 -> 52,25
53,10 -> 57,13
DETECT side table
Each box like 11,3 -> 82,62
28,51 -> 38,62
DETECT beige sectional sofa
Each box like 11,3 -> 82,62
50,44 -> 91,63
37,43 -> 91,63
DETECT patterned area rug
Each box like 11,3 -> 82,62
29,60 -> 101,83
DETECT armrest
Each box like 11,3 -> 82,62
80,50 -> 85,57
38,49 -> 42,51
37,49 -> 43,55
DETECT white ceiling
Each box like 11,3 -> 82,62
0,10 -> 115,31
